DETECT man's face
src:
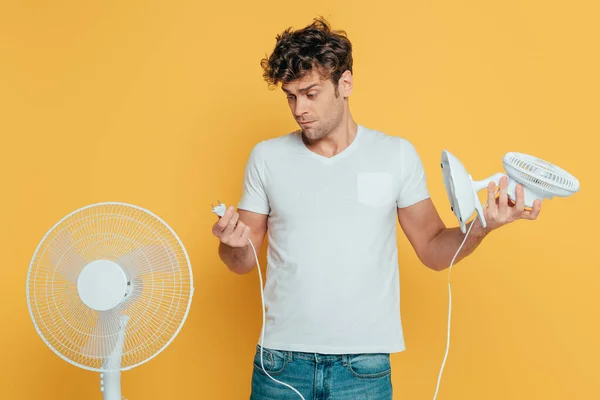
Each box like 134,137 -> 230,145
281,69 -> 350,141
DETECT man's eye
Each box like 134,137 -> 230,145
307,93 -> 317,99
287,96 -> 295,100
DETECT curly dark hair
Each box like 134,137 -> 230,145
260,17 -> 353,93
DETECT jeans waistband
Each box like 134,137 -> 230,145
257,344 -> 388,365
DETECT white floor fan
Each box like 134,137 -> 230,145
26,202 -> 194,399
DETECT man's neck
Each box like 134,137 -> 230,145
303,119 -> 358,158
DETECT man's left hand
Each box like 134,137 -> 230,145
483,176 -> 542,233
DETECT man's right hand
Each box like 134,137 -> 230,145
212,206 -> 252,248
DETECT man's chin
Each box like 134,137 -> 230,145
302,129 -> 320,140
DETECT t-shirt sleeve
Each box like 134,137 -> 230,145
396,140 -> 430,208
237,142 -> 271,215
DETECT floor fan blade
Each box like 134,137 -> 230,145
81,310 -> 121,359
48,230 -> 89,283
117,243 -> 177,280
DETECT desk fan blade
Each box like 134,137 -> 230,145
117,243 -> 177,281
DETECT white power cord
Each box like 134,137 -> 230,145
432,196 -> 493,400
214,196 -> 494,400
247,238 -> 306,399
212,202 -> 305,399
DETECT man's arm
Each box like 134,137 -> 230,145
398,177 -> 541,271
397,198 -> 486,271
213,207 -> 268,275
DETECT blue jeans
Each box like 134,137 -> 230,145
250,345 -> 393,400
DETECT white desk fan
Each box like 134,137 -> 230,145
26,202 -> 194,399
441,150 -> 580,232
432,150 -> 579,399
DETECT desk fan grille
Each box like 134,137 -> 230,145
504,152 -> 579,197
26,203 -> 193,372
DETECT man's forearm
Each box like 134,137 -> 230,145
425,218 -> 490,271
218,242 -> 256,274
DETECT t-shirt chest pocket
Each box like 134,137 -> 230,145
356,172 -> 395,207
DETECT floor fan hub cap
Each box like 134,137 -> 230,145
77,260 -> 129,311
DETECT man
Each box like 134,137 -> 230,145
212,17 -> 541,399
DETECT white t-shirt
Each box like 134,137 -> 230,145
237,124 -> 430,354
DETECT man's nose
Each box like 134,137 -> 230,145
293,97 -> 309,117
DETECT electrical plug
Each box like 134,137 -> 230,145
211,201 -> 227,218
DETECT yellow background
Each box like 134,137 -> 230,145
1,1 -> 598,399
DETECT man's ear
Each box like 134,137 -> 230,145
338,70 -> 353,98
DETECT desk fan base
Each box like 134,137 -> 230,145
441,150 -> 505,233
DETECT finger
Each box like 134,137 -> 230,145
515,184 -> 525,213
487,182 -> 496,209
222,211 -> 240,238
525,199 -> 542,220
230,221 -> 248,244
239,225 -> 252,246
498,176 -> 508,215
214,206 -> 235,232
